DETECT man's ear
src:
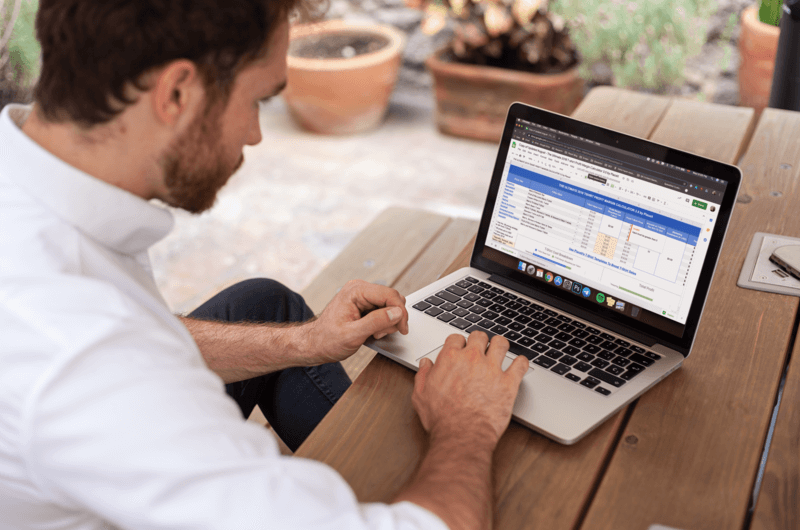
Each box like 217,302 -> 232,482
151,59 -> 203,127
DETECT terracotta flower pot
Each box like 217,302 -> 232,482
426,49 -> 584,143
284,20 -> 405,135
739,5 -> 780,113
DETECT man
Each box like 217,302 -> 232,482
0,1 -> 529,529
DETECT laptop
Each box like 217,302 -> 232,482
367,102 -> 741,445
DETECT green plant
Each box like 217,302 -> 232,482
422,0 -> 578,74
550,0 -> 714,92
1,0 -> 40,100
759,0 -> 782,27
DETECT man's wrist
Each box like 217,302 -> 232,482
429,416 -> 501,453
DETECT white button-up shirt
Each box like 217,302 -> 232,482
0,105 -> 446,530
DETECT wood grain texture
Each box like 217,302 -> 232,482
300,207 -> 449,314
745,110 -> 800,530
571,86 -> 671,139
751,328 -> 800,530
649,99 -> 755,163
581,109 -> 800,530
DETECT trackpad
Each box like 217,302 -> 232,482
417,345 -> 533,375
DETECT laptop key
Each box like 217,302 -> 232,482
629,353 -> 654,367
584,344 -> 601,354
490,287 -> 504,294
591,358 -> 610,369
413,301 -> 432,311
483,311 -> 499,320
478,281 -> 492,289
455,281 -> 472,290
531,342 -> 549,354
456,300 -> 473,309
465,313 -> 483,323
645,351 -> 662,361
518,306 -> 536,316
589,368 -> 625,388
558,323 -> 576,333
568,338 -> 587,348
561,355 -> 578,366
482,291 -> 497,300
565,373 -> 582,382
563,345 -> 581,356
611,356 -> 631,367
470,306 -> 487,315
627,363 -> 645,373
631,345 -> 646,354
501,309 -> 519,318
621,369 -> 641,381
467,285 -> 484,294
573,329 -> 590,339
494,296 -> 510,305
572,321 -> 586,329
615,346 -> 632,358
491,325 -> 509,335
452,308 -> 470,317
425,307 -> 444,317
597,350 -> 615,361
554,332 -> 571,342
541,326 -> 559,336
536,334 -> 552,345
577,352 -> 593,362
508,322 -> 524,332
600,332 -> 615,341
505,331 -> 522,341
506,301 -> 523,311
437,313 -> 456,323
489,303 -> 505,313
508,341 -> 537,360
606,364 -> 624,376
595,387 -> 612,396
437,291 -> 460,303
530,302 -> 544,310
478,319 -> 495,328
425,296 -> 444,306
518,336 -> 535,347
551,363 -> 571,375
528,321 -> 545,330
505,292 -> 518,300
574,361 -> 592,372
441,302 -> 457,312
465,276 -> 479,283
544,317 -> 561,326
449,318 -> 472,330
585,335 -> 603,345
549,339 -> 567,350
495,316 -> 512,326
544,309 -> 558,317
463,293 -> 480,302
614,338 -> 631,347
586,326 -> 601,335
521,328 -> 538,338
600,340 -> 617,350
557,315 -> 573,323
580,377 -> 600,389
544,349 -> 563,360
533,356 -> 557,369
514,314 -> 532,325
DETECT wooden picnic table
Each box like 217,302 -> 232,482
295,87 -> 800,529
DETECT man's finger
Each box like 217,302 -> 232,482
353,306 -> 403,339
486,335 -> 510,364
415,357 -> 433,393
507,354 -> 529,386
466,330 -> 490,352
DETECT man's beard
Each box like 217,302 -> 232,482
160,101 -> 243,214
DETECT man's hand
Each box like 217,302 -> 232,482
304,280 -> 409,364
412,332 -> 528,445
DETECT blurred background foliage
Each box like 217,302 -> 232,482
550,0 -> 715,92
1,0 -> 40,108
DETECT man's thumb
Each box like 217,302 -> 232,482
355,306 -> 402,338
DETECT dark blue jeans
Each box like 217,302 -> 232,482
188,278 -> 352,451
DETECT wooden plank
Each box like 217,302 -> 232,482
582,109 -> 800,530
300,207 -> 449,314
300,207 -> 450,379
751,332 -> 800,530
649,99 -> 755,163
298,88 -> 689,529
571,86 -> 671,139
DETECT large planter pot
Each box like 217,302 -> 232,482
739,5 -> 780,113
426,49 -> 584,143
284,20 -> 405,135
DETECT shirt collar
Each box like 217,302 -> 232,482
0,104 -> 174,255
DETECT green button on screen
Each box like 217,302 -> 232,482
692,199 -> 707,210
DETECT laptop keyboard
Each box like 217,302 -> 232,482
411,276 -> 662,397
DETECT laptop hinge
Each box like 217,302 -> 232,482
487,274 -> 668,351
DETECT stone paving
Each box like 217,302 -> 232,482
150,88 -> 498,313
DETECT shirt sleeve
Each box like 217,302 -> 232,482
21,311 -> 449,530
